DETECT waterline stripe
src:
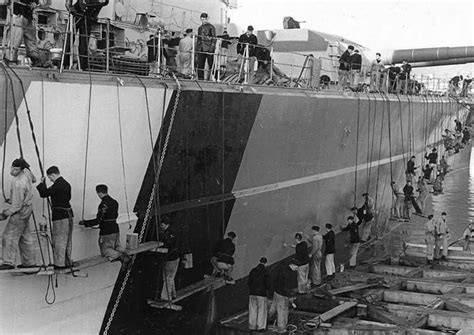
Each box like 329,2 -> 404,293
232,152 -> 408,199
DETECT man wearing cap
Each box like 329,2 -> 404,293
269,260 -> 298,333
196,13 -> 216,80
159,218 -> 179,300
434,212 -> 450,262
237,25 -> 258,83
178,28 -> 194,76
79,184 -> 130,267
248,257 -> 271,332
338,45 -> 354,90
308,225 -> 323,286
425,148 -> 438,182
0,158 -> 37,270
350,49 -> 362,90
36,166 -> 74,269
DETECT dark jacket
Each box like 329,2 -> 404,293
248,263 -> 271,297
237,33 -> 258,57
294,241 -> 309,266
341,220 -> 361,244
406,160 -> 416,174
159,227 -> 179,261
197,23 -> 216,52
273,264 -> 297,297
339,50 -> 351,70
213,237 -> 235,265
425,152 -> 438,164
388,66 -> 401,80
36,177 -> 73,221
83,195 -> 119,236
350,53 -> 362,71
14,0 -> 38,20
399,63 -> 411,80
403,184 -> 414,199
323,230 -> 335,255
422,166 -> 433,180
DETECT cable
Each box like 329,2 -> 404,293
81,72 -> 93,221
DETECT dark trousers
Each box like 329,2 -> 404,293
197,52 -> 214,80
64,16 -> 90,70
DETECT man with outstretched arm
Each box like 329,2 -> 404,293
36,166 -> 74,269
79,184 -> 130,266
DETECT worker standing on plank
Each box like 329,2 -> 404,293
424,215 -> 436,264
36,166 -> 74,270
434,212 -> 449,262
268,260 -> 298,333
248,257 -> 271,332
0,158 -> 37,271
159,218 -> 179,301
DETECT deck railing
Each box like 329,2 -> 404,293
0,4 -> 471,97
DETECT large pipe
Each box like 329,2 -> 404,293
410,57 -> 474,68
382,46 -> 474,64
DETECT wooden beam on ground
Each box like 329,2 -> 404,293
382,290 -> 441,306
328,283 -> 379,295
381,302 -> 474,330
443,298 -> 474,313
403,278 -> 474,294
148,277 -> 225,311
306,301 -> 357,327
1,265 -> 55,275
123,241 -> 167,256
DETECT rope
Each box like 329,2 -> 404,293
1,66 -> 9,200
103,75 -> 182,335
367,93 -> 378,193
81,73 -> 93,221
0,63 -> 23,157
115,80 -> 131,229
354,93 -> 361,207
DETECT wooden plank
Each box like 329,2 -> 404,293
382,302 -> 474,330
123,241 -> 167,256
2,265 -> 55,276
443,298 -> 474,313
403,278 -> 474,294
148,277 -> 225,310
328,283 -> 379,295
306,301 -> 357,327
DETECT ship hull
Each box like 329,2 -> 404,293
0,67 -> 470,334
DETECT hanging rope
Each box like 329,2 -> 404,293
353,93 -> 361,207
0,63 -> 23,158
1,66 -> 9,201
367,93 -> 378,193
395,93 -> 407,169
1,65 -> 55,303
103,75 -> 182,335
115,80 -> 131,229
81,73 -> 93,221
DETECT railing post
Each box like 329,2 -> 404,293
244,43 -> 249,84
8,0 -> 14,61
157,30 -> 162,75
191,34 -> 195,79
106,19 -> 110,73
269,46 -> 273,82
69,14 -> 74,69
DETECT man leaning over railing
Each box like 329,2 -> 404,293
3,0 -> 42,66
237,25 -> 258,84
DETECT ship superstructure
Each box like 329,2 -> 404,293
0,1 -> 472,334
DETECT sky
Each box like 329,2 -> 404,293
231,0 -> 474,75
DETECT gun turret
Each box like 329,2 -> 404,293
382,46 -> 474,67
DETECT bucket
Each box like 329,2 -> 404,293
182,253 -> 193,269
126,233 -> 138,250
50,48 -> 62,61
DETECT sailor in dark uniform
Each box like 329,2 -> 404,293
36,166 -> 74,269
210,231 -> 237,283
64,0 -> 110,70
159,218 -> 179,300
80,184 -> 129,264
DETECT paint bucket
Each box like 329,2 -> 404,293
126,233 -> 138,250
50,48 -> 62,61
182,253 -> 193,269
